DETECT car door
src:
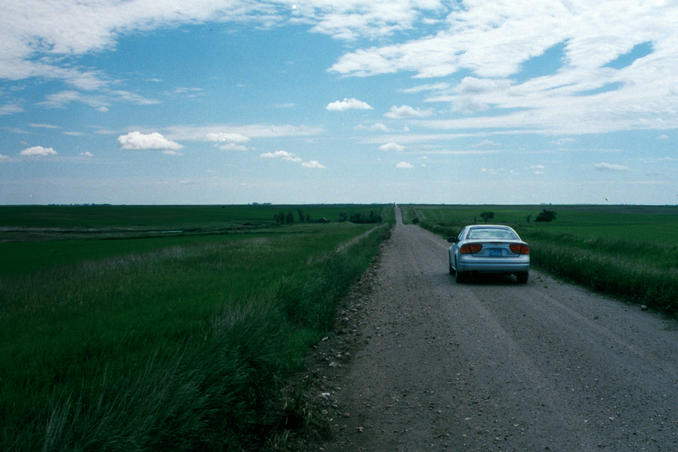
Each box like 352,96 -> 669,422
453,227 -> 467,269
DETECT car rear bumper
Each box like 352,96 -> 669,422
457,256 -> 529,274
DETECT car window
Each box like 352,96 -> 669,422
467,228 -> 517,240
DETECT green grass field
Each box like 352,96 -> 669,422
405,204 -> 678,242
0,204 -> 392,229
402,204 -> 678,314
0,205 -> 392,451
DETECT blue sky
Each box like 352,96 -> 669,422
1,0 -> 677,204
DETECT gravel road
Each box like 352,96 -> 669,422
307,207 -> 678,451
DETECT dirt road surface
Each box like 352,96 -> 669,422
306,207 -> 678,451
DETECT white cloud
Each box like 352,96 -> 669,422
379,142 -> 405,151
172,87 -> 204,99
472,139 -> 499,148
29,123 -> 60,129
658,134 -> 669,140
0,154 -> 10,162
80,151 -> 94,157
0,2 -> 259,88
400,82 -> 450,94
594,162 -> 630,171
261,150 -> 303,162
63,131 -> 84,136
0,1 -> 445,93
396,161 -> 413,169
326,98 -> 373,111
355,122 -> 390,132
109,90 -> 159,106
206,132 -> 250,143
39,90 -> 110,111
293,1 -> 445,40
206,132 -> 250,151
118,131 -> 182,151
0,103 -> 24,115
37,88 -> 157,111
166,124 -> 323,141
384,105 -> 432,119
456,77 -> 511,95
302,160 -> 326,168
162,150 -> 182,156
260,150 -> 325,168
218,143 -> 249,151
330,2 -> 678,135
20,146 -> 57,157
414,149 -> 497,156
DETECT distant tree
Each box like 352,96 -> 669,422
306,214 -> 312,223
338,212 -> 348,222
273,212 -> 285,224
526,214 -> 532,224
297,209 -> 305,223
350,212 -> 363,223
535,209 -> 557,222
480,211 -> 494,222
286,211 -> 295,224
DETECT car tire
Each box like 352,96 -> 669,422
455,270 -> 465,283
517,272 -> 529,284
449,264 -> 455,275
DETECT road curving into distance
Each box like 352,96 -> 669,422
317,207 -> 678,451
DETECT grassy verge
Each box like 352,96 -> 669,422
522,231 -> 678,314
401,205 -> 678,315
0,222 -> 391,451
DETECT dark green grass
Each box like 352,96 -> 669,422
0,221 -> 391,451
0,233 -> 255,276
402,204 -> 678,315
403,204 -> 678,242
0,204 -> 392,229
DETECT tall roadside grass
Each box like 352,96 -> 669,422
0,223 -> 390,451
523,230 -> 678,314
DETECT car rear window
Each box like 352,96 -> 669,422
467,228 -> 517,240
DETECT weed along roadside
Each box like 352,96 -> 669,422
0,205 -> 393,451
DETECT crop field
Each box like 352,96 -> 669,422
0,205 -> 392,451
401,204 -> 678,314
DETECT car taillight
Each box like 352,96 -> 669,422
510,244 -> 530,255
460,243 -> 482,254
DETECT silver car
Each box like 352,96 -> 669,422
448,225 -> 530,284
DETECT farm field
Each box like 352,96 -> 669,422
0,205 -> 392,451
401,204 -> 678,314
0,204 -> 393,229
0,204 -> 392,275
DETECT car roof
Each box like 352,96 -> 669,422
467,224 -> 513,229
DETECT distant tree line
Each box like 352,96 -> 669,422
273,209 -> 383,225
273,209 -> 316,225
338,210 -> 382,224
